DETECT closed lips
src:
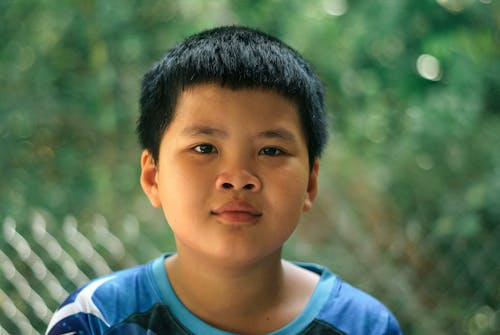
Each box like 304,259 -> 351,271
212,201 -> 262,216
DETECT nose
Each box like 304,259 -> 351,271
215,168 -> 262,192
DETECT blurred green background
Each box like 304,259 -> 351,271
1,0 -> 499,334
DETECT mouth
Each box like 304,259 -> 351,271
211,200 -> 262,224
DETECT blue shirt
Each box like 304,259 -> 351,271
46,254 -> 402,334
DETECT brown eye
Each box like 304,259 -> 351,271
259,147 -> 284,156
194,144 -> 217,154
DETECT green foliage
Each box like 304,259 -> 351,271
1,1 -> 499,334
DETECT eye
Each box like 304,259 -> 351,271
259,147 -> 284,156
193,144 -> 217,154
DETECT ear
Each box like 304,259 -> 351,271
303,159 -> 320,212
140,150 -> 162,208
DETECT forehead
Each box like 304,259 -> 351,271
173,83 -> 301,125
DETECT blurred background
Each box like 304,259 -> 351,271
1,0 -> 499,334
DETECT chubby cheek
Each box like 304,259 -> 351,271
270,171 -> 310,219
157,165 -> 211,219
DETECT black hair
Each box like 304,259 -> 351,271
137,25 -> 328,168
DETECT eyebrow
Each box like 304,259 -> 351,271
256,128 -> 298,143
181,126 -> 228,138
180,125 -> 298,143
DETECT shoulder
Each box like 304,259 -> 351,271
46,257 -> 164,334
299,263 -> 402,335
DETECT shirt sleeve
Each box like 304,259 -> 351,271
45,277 -> 114,335
385,312 -> 403,335
46,310 -> 108,335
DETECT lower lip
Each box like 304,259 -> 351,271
214,211 -> 260,225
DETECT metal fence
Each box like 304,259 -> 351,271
1,212 -> 499,334
0,212 -> 163,335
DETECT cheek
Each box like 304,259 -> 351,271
159,162 -> 215,210
271,170 -> 310,213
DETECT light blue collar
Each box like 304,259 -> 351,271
152,254 -> 336,335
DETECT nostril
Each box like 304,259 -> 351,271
243,184 -> 254,190
222,183 -> 233,189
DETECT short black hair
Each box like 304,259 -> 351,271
137,26 -> 328,168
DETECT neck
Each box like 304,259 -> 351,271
166,246 -> 318,334
166,248 -> 286,315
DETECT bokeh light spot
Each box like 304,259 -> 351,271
417,54 -> 442,81
323,0 -> 348,16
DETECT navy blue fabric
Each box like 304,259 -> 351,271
46,254 -> 402,335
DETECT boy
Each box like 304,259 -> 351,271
46,26 -> 402,334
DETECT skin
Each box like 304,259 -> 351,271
141,83 -> 320,334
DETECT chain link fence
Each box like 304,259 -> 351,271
1,211 -> 498,334
0,212 -> 164,335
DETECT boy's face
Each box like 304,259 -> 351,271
141,83 -> 319,266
